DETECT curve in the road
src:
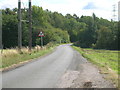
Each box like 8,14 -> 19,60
2,44 -> 75,88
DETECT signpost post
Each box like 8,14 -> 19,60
38,31 -> 44,48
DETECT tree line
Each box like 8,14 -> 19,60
1,6 -> 119,50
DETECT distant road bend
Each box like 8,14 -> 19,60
2,44 -> 115,88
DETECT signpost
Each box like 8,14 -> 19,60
38,31 -> 44,47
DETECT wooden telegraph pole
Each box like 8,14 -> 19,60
28,0 -> 32,51
0,10 -> 2,49
18,0 -> 22,51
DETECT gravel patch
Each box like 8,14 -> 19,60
58,49 -> 115,88
58,70 -> 80,88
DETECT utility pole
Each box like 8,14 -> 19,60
28,0 -> 32,51
0,10 -> 2,49
112,4 -> 117,21
0,10 -> 2,90
18,0 -> 22,51
118,1 -> 120,21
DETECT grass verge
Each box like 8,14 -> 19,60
1,45 -> 57,69
72,46 -> 119,88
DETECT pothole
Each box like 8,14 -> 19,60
83,81 -> 92,88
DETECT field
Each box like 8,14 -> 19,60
72,46 -> 119,87
1,45 -> 56,69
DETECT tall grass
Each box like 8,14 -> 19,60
72,46 -> 119,73
1,44 -> 56,69
72,46 -> 119,87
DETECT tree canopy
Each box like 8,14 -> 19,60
1,6 -> 119,50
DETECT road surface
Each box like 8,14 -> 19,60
3,44 -> 77,88
2,44 -> 115,88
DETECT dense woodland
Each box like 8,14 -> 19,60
1,6 -> 120,50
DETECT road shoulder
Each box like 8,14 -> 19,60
1,46 -> 57,73
58,47 -> 116,88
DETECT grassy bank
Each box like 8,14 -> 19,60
1,44 -> 57,69
72,46 -> 119,87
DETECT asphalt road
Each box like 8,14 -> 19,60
2,44 -> 115,88
2,44 -> 77,88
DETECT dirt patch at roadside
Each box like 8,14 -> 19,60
58,50 -> 116,88
58,71 -> 80,88
71,62 -> 115,88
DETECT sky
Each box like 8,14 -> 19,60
0,0 -> 119,21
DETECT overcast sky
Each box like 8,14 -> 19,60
0,0 -> 119,21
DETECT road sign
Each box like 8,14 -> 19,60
38,32 -> 44,37
38,31 -> 44,47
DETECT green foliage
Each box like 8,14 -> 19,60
2,7 -> 119,50
2,46 -> 55,68
95,27 -> 113,49
94,23 -> 118,50
72,46 -> 119,74
32,6 -> 46,27
2,12 -> 18,48
43,26 -> 70,44
2,7 -> 70,48
72,46 -> 119,87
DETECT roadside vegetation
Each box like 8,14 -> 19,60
1,6 -> 119,50
1,43 -> 58,69
72,46 -> 119,87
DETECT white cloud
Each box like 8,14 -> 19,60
39,0 -> 119,20
0,0 -> 119,21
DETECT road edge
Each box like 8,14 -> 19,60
1,46 -> 57,73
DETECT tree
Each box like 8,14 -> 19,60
2,7 -> 119,50
78,16 -> 96,47
73,14 -> 79,22
94,26 -> 113,49
32,6 -> 46,27
2,12 -> 18,48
